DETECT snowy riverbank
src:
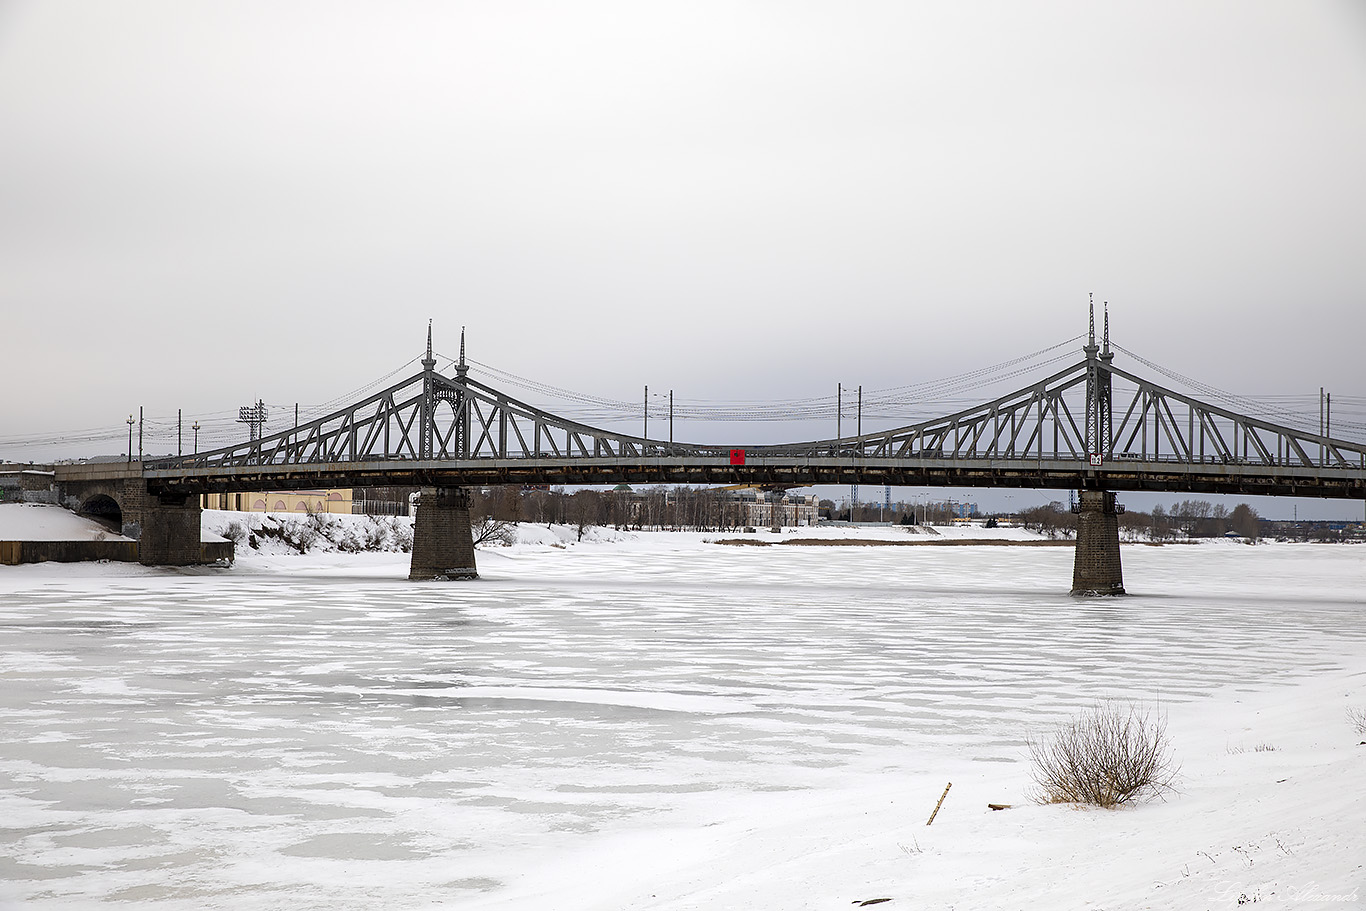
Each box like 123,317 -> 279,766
1,517 -> 1363,909
0,501 -> 1271,557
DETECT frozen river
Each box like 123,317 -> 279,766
1,537 -> 1363,909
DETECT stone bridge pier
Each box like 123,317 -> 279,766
1071,489 -> 1125,596
55,465 -> 205,567
409,486 -> 478,581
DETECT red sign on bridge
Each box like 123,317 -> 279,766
729,449 -> 746,465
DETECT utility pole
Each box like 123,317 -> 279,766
178,409 -> 182,456
138,406 -> 143,462
837,384 -> 842,440
852,385 -> 862,519
644,385 -> 648,441
669,390 -> 673,449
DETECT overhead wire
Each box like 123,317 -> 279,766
7,335 -> 1360,457
1111,343 -> 1366,436
456,335 -> 1088,425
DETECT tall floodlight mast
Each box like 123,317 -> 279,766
237,400 -> 267,442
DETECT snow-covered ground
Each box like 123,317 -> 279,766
1,521 -> 1363,909
0,502 -> 131,541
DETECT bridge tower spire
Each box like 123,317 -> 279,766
421,321 -> 436,460
1099,301 -> 1114,456
454,326 -> 469,457
1087,293 -> 1097,353
1083,295 -> 1113,461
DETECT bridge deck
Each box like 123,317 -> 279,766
129,455 -> 1366,500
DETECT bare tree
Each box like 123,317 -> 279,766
1019,501 -> 1076,539
1229,503 -> 1261,539
472,516 -> 515,547
568,490 -> 597,541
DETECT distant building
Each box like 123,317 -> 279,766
200,489 -> 353,514
713,488 -> 818,527
0,469 -> 56,504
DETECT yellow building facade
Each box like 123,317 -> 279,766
199,489 -> 354,514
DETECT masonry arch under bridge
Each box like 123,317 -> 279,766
77,493 -> 122,534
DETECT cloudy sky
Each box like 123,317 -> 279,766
2,1 -> 1363,512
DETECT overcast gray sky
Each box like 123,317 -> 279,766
2,1 -> 1364,515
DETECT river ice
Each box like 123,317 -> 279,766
1,535 -> 1363,909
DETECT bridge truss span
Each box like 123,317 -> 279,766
143,326 -> 1366,501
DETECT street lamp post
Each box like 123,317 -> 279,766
126,415 -> 134,463
192,421 -> 200,455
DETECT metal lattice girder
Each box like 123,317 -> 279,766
144,338 -> 1366,500
1103,362 -> 1363,470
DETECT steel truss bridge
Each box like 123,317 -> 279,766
144,317 -> 1366,502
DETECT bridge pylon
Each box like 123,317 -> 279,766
1072,299 -> 1125,595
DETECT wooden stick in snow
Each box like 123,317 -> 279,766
926,782 -> 952,825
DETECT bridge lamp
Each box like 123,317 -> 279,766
126,415 -> 135,463
192,421 -> 200,455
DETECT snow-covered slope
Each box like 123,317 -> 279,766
0,502 -> 130,541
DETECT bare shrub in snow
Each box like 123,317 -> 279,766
1028,702 -> 1179,808
277,516 -> 321,553
363,518 -> 387,551
391,518 -> 414,552
321,516 -> 365,553
221,521 -> 247,546
1348,706 -> 1366,736
473,517 -> 516,547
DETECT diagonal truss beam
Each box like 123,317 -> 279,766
144,344 -> 1365,500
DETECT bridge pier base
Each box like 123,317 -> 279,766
56,466 -> 218,566
409,487 -> 478,581
1072,490 -> 1125,596
135,492 -> 204,567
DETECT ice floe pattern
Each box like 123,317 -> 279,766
0,540 -> 1363,909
